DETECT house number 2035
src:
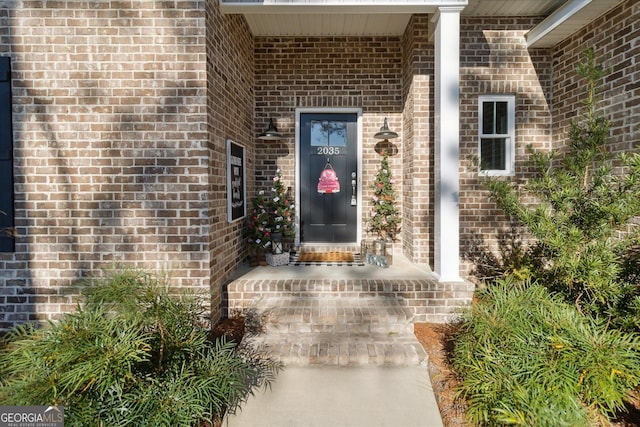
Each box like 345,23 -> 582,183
316,147 -> 341,155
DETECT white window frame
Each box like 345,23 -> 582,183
478,95 -> 515,176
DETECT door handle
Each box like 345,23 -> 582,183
351,171 -> 357,206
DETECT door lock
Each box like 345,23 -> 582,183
350,171 -> 357,206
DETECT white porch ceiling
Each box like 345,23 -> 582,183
463,0 -> 566,16
220,0 -> 624,47
220,0 -> 467,36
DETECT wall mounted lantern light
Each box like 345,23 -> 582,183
258,118 -> 283,141
373,117 -> 399,156
374,117 -> 399,140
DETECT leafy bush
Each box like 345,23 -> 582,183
0,268 -> 279,426
484,48 -> 640,330
463,226 -> 545,283
452,281 -> 640,426
459,49 -> 640,425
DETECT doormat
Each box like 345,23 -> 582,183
290,251 -> 365,266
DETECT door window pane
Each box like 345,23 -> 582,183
310,120 -> 347,146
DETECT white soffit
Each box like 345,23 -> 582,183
220,0 -> 469,36
244,13 -> 412,36
220,0 -> 624,39
462,0 -> 566,16
526,0 -> 625,48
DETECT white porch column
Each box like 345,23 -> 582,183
433,7 -> 463,282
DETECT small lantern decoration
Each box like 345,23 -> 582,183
317,160 -> 340,194
272,232 -> 283,254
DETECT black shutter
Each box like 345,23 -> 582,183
0,56 -> 14,252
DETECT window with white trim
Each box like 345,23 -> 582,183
478,95 -> 515,175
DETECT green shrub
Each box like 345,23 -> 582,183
484,48 -> 640,330
0,268 -> 279,427
452,281 -> 640,426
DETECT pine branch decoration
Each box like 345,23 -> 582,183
368,152 -> 401,240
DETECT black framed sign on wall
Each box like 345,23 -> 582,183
227,139 -> 246,222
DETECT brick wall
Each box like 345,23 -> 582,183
458,17 -> 553,278
401,15 -> 434,266
205,2 -> 254,314
550,0 -> 639,159
3,1 -> 634,329
0,0 -> 254,330
457,0 -> 639,280
253,36 -> 404,245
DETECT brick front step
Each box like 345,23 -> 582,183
258,297 -> 415,335
239,297 -> 428,367
244,331 -> 427,367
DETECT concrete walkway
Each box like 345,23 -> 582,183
224,254 -> 445,427
224,366 -> 444,427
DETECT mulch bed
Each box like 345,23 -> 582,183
414,323 -> 467,426
210,317 -> 245,345
414,323 -> 640,427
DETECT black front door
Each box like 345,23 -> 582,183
300,113 -> 358,243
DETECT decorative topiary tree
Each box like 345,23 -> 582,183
368,152 -> 401,241
268,168 -> 296,242
244,190 -> 273,254
244,169 -> 295,259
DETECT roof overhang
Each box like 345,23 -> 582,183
220,0 -> 468,36
220,1 -> 468,15
220,0 -> 624,45
526,0 -> 624,48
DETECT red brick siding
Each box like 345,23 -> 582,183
0,0 -> 254,330
401,15 -> 434,266
551,0 -> 639,160
456,1 -> 640,280
458,17 -> 553,278
253,36 -> 404,245
3,1 -> 636,329
205,2 -> 254,317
